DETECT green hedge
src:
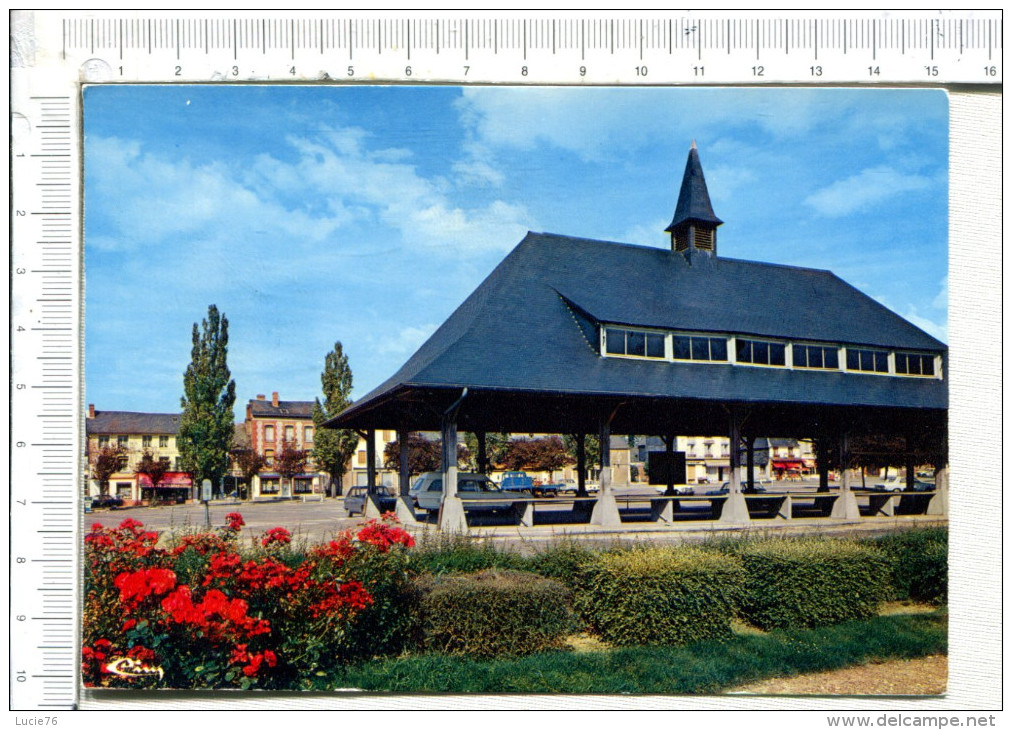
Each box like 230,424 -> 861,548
573,547 -> 745,647
872,528 -> 948,605
736,539 -> 891,630
411,531 -> 527,575
415,570 -> 576,658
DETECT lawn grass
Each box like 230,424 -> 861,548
334,610 -> 946,694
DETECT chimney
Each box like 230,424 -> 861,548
271,391 -> 279,407
88,403 -> 95,419
256,394 -> 266,401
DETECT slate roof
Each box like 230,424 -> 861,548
333,231 -> 946,428
247,399 -> 315,419
86,411 -> 181,435
666,144 -> 723,231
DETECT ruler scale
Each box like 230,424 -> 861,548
8,9 -> 1002,711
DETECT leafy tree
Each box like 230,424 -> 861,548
563,434 -> 601,473
383,433 -> 469,477
532,436 -> 574,481
91,445 -> 127,496
312,342 -> 360,497
134,450 -> 169,490
232,448 -> 267,499
462,431 -> 511,472
275,439 -> 309,495
178,305 -> 237,492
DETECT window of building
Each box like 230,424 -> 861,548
793,344 -> 840,370
293,478 -> 313,494
285,425 -> 295,442
846,348 -> 889,374
604,327 -> 666,359
174,457 -> 182,470
672,334 -> 728,362
264,425 -> 275,442
260,478 -> 280,494
304,426 -> 314,444
117,435 -> 129,447
142,435 -> 152,448
357,450 -> 367,465
159,457 -> 171,468
895,352 -> 937,377
159,435 -> 169,448
736,338 -> 787,366
264,449 -> 274,466
98,435 -> 110,448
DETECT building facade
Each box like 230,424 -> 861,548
244,392 -> 324,497
84,405 -> 189,503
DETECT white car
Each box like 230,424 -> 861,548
409,472 -> 519,513
654,484 -> 696,496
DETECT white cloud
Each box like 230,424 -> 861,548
803,166 -> 933,218
375,324 -> 438,357
932,276 -> 948,311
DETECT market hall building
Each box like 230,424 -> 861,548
327,144 -> 948,532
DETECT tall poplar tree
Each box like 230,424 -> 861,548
312,342 -> 360,497
178,305 -> 237,494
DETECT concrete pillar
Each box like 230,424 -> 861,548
831,431 -> 861,519
926,464 -> 949,516
590,417 -> 621,528
718,405 -> 750,524
439,414 -> 467,532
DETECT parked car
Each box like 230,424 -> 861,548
655,484 -> 695,496
344,485 -> 398,516
410,472 -> 520,514
555,479 -> 600,496
871,476 -> 934,493
707,480 -> 771,495
91,494 -> 124,510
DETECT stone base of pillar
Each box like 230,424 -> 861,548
364,494 -> 385,518
394,495 -> 420,525
438,495 -> 469,533
926,470 -> 949,516
831,490 -> 861,520
590,491 -> 622,528
717,492 -> 751,524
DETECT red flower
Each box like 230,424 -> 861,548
261,527 -> 292,548
355,517 -> 415,552
114,568 -> 177,606
225,512 -> 245,531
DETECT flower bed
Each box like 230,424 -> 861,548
82,514 -> 415,689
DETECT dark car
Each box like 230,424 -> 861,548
344,486 -> 398,516
91,494 -> 124,509
706,480 -> 770,496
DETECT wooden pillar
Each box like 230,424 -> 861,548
745,434 -> 755,493
599,418 -> 611,494
817,436 -> 830,492
576,433 -> 587,497
365,430 -> 377,494
477,430 -> 488,475
905,435 -> 916,491
664,434 -> 675,496
397,429 -> 410,496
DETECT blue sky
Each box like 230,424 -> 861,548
84,85 -> 948,419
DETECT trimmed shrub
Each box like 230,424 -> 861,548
411,531 -> 527,575
415,570 -> 576,658
526,540 -> 597,584
872,528 -> 948,605
737,538 -> 891,630
573,546 -> 745,647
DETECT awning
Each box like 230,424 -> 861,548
138,472 -> 192,488
772,459 -> 805,469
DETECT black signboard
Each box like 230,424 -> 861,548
648,451 -> 687,486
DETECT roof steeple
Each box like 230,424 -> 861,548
666,143 -> 723,256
